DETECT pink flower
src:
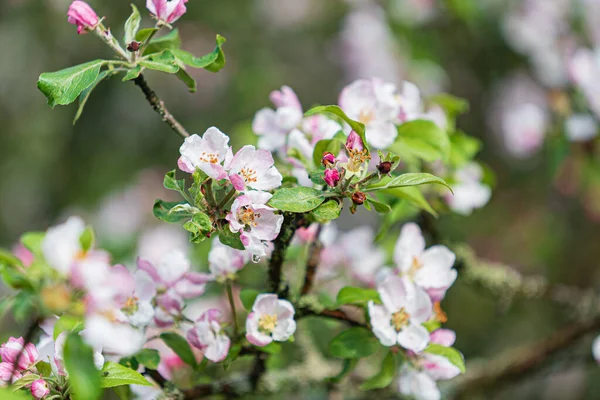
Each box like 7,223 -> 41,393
146,0 -> 188,24
368,276 -> 432,352
246,294 -> 296,347
226,191 -> 284,258
178,127 -> 230,180
187,309 -> 230,362
339,78 -> 406,149
345,131 -> 364,152
12,244 -> 33,267
321,152 -> 336,167
0,362 -> 21,383
31,379 -> 50,399
0,337 -> 37,370
253,86 -> 303,152
429,329 -> 456,347
224,146 -> 282,191
67,1 -> 99,34
208,237 -> 250,281
324,169 -> 340,187
393,223 -> 457,302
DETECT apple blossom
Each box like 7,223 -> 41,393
187,309 -> 230,362
82,315 -> 145,356
12,244 -> 33,267
368,276 -> 432,352
321,152 -> 336,167
593,335 -> 600,364
393,223 -> 457,302
226,191 -> 284,258
565,114 -> 598,142
398,367 -> 440,400
117,269 -> 157,328
224,145 -> 283,191
178,127 -> 230,179
67,1 -> 99,34
246,294 -> 296,347
146,0 -> 188,24
324,169 -> 340,187
253,86 -> 303,152
569,48 -> 600,119
446,163 -> 491,216
344,131 -> 370,177
501,103 -> 547,158
41,216 -> 86,275
0,362 -> 21,384
31,379 -> 50,400
0,337 -> 38,370
429,329 -> 456,347
339,78 -> 398,149
208,236 -> 250,282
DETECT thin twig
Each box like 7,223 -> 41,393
267,213 -> 304,295
226,282 -> 239,337
132,74 -> 190,139
300,224 -> 323,295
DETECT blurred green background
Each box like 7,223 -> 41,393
2,0 -> 600,398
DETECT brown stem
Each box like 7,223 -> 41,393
133,74 -> 190,139
454,316 -> 600,397
300,224 -> 323,295
267,213 -> 304,295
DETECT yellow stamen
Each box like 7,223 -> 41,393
258,314 -> 278,333
433,302 -> 448,323
391,308 -> 411,331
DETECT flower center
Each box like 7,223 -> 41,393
240,167 -> 258,184
122,296 -> 139,315
346,148 -> 371,173
258,314 -> 278,334
391,308 -> 411,331
238,206 -> 260,228
358,108 -> 375,124
407,256 -> 423,279
74,250 -> 88,261
199,151 -> 219,164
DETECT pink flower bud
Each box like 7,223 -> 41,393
67,1 -> 99,35
346,131 -> 364,152
17,342 -> 38,370
0,337 -> 24,364
0,362 -> 21,383
146,0 -> 189,24
324,169 -> 340,187
31,379 -> 50,399
321,152 -> 336,167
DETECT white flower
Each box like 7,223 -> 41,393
178,127 -> 230,179
41,216 -> 86,275
565,114 -> 598,142
398,367 -> 440,400
208,236 -> 250,281
246,294 -> 296,347
368,276 -> 432,352
225,145 -> 283,191
187,309 -> 230,362
394,223 -> 457,302
82,315 -> 145,357
54,331 -> 104,375
226,191 -> 284,258
446,163 -> 491,216
339,78 -> 402,149
253,86 -> 303,152
501,103 -> 547,158
593,335 -> 600,364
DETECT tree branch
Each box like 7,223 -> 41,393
300,224 -> 323,295
267,213 -> 304,295
133,74 -> 190,140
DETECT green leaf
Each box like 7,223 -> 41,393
112,385 -> 132,400
257,342 -> 282,354
222,343 -> 242,370
0,388 -> 30,400
217,230 -> 245,251
365,198 -> 391,214
312,138 -> 344,167
53,315 -> 84,340
160,332 -> 197,367
0,249 -> 22,268
175,68 -> 197,92
134,349 -> 160,370
329,327 -> 379,359
310,200 -> 342,223
122,65 -> 143,82
123,4 -> 141,46
171,34 -> 227,72
423,319 -> 441,333
305,105 -> 368,154
240,289 -> 260,311
74,70 -> 112,124
360,352 -> 396,390
38,60 -> 106,107
269,187 -> 326,212
79,226 -> 95,252
135,28 -> 158,43
100,362 -> 152,388
11,373 -> 40,391
20,232 -> 45,256
183,212 -> 213,242
429,93 -> 469,119
308,168 -> 326,186
163,169 -> 187,194
366,173 -> 452,193
384,187 -> 437,217
0,265 -> 32,290
153,200 -> 193,223
327,358 -> 358,383
390,120 -> 450,163
425,344 -> 466,373
449,131 -> 482,167
139,50 -> 179,74
36,361 -> 52,377
336,287 -> 381,306
143,29 -> 181,55
63,333 -> 102,400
